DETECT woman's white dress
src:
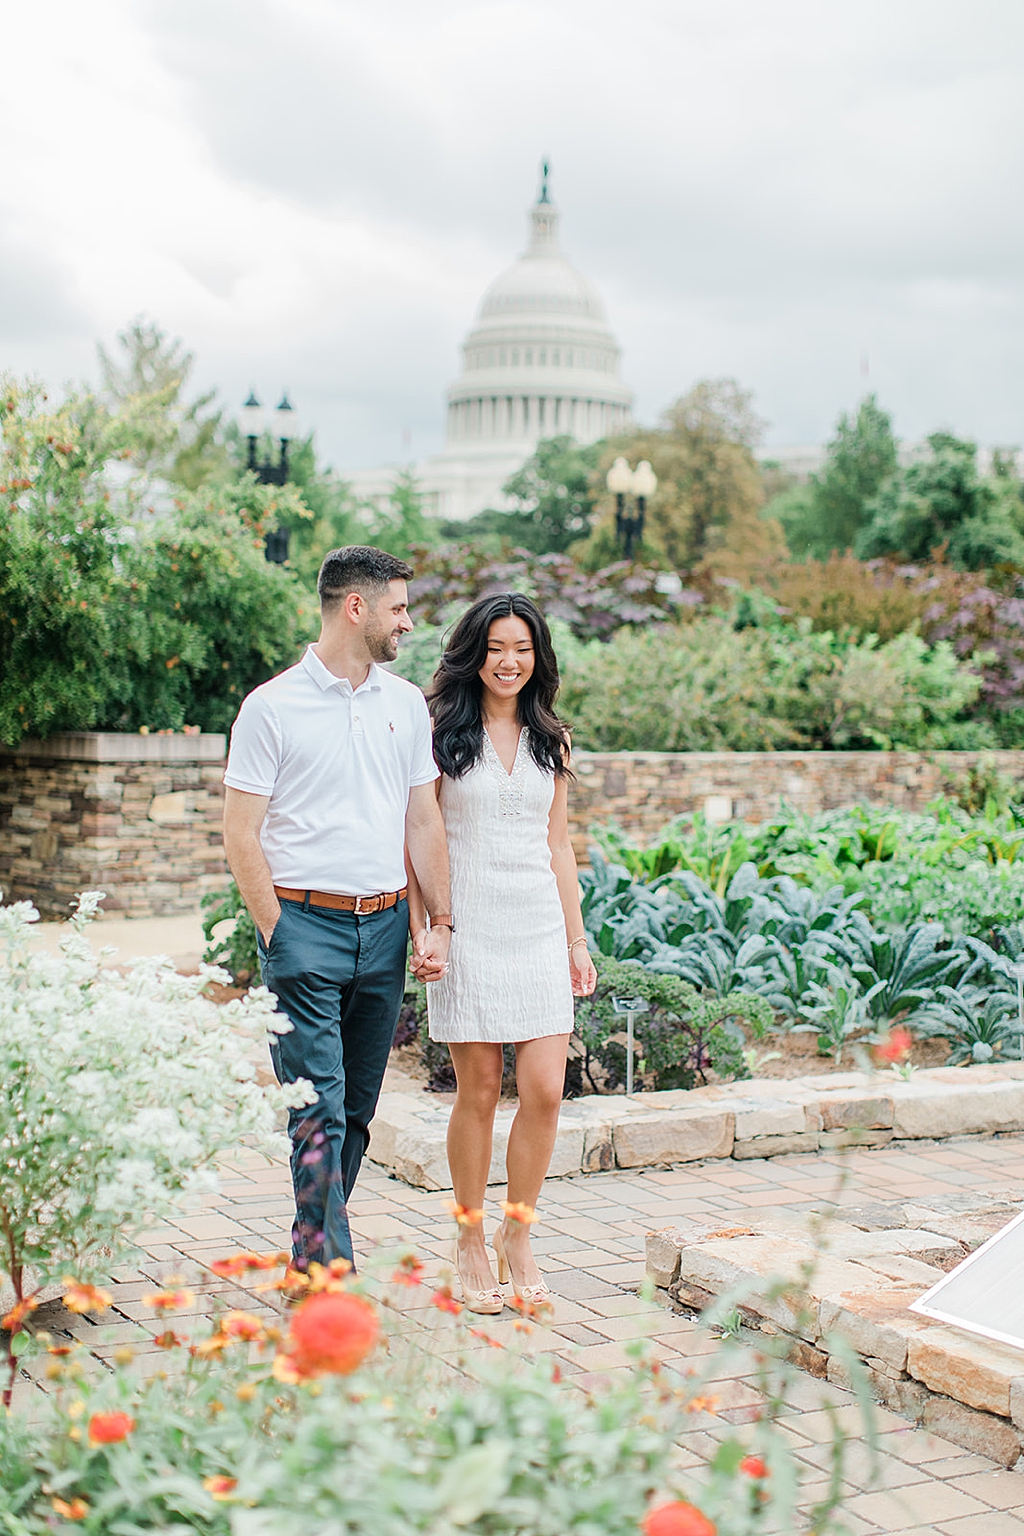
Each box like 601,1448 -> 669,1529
427,728 -> 575,1043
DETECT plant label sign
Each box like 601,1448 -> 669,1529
911,1208 -> 1024,1352
611,997 -> 649,1098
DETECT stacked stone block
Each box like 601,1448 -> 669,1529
0,733 -> 227,918
568,748 -> 1024,858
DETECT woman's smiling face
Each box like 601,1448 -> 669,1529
478,614 -> 535,704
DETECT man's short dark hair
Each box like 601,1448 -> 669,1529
317,546 -> 414,611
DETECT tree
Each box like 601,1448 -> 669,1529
0,375 -> 312,743
98,318 -> 231,490
577,379 -> 780,571
767,394 -> 898,561
439,436 -> 602,554
856,433 -> 1024,570
362,469 -> 439,562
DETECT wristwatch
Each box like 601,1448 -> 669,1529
430,914 -> 455,932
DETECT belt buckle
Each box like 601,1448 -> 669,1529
354,895 -> 366,915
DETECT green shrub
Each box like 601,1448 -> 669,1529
558,617 -> 986,753
573,955 -> 771,1092
110,488 -> 314,734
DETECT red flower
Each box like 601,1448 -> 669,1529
1,1293 -> 40,1331
390,1254 -> 424,1287
208,1256 -> 249,1278
642,1502 -> 717,1536
203,1475 -> 238,1500
739,1454 -> 768,1479
430,1286 -> 462,1315
210,1250 -> 290,1276
143,1288 -> 196,1312
88,1411 -> 135,1445
282,1291 -> 379,1378
874,1027 -> 913,1065
221,1311 -> 265,1342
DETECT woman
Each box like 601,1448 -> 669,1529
409,593 -> 597,1313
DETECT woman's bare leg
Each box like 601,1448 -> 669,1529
500,1034 -> 570,1287
447,1042 -> 504,1291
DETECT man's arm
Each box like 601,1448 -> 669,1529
223,787 -> 280,946
405,781 -> 452,980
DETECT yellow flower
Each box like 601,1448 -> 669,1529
61,1280 -> 113,1314
203,1475 -> 238,1501
51,1496 -> 89,1520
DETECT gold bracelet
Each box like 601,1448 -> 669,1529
568,936 -> 588,952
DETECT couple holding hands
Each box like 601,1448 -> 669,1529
223,545 -> 596,1313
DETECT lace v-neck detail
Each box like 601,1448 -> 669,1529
481,727 -> 527,816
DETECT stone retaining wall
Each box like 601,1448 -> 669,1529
567,748 -> 1024,857
369,1063 -> 1024,1189
647,1195 -> 1024,1467
6,738 -> 1024,917
0,733 -> 227,918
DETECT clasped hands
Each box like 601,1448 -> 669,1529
409,926 -> 451,983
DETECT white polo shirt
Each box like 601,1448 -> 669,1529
224,645 -> 437,895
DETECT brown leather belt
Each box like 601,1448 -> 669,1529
273,885 -> 408,915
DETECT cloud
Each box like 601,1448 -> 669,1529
0,0 -> 1022,465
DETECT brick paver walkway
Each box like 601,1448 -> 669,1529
20,1131 -> 1024,1533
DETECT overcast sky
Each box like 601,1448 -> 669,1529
3,0 -> 1022,471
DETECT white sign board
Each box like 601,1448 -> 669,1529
911,1208 -> 1024,1352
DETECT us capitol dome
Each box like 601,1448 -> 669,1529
352,166 -> 634,522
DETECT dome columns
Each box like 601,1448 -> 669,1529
445,391 -> 629,445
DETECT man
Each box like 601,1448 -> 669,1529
223,546 -> 451,1270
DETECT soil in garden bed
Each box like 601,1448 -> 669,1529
742,1029 -> 952,1079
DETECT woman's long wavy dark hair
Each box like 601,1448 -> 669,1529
428,593 -> 572,780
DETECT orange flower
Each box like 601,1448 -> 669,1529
48,1344 -> 75,1357
874,1026 -> 913,1065
468,1327 -> 505,1350
51,1496 -> 89,1520
192,1333 -> 229,1358
445,1201 -> 484,1227
203,1475 -> 238,1500
1,1293 -> 40,1331
430,1286 -> 462,1315
739,1454 -> 768,1479
642,1503 -> 717,1536
258,1265 -> 310,1295
390,1255 -> 424,1288
509,1294 -> 553,1321
281,1291 -> 379,1379
207,1256 -> 249,1278
62,1281 -> 112,1315
500,1200 -> 537,1225
143,1288 -> 196,1312
209,1251 -> 288,1277
88,1410 -> 135,1445
153,1330 -> 183,1350
221,1311 -> 265,1342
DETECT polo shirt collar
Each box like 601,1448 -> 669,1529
301,645 -> 383,694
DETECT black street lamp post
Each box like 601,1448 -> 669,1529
607,456 -> 657,560
239,391 -> 300,564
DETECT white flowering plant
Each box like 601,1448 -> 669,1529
0,893 -> 312,1328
